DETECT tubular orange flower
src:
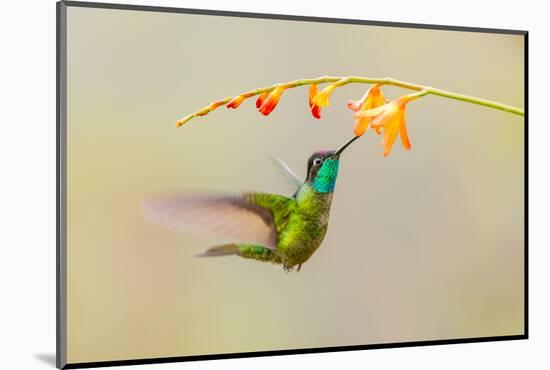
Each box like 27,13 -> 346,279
348,84 -> 387,136
227,95 -> 246,109
208,100 -> 225,111
308,84 -> 321,119
312,84 -> 336,108
256,92 -> 269,109
258,86 -> 285,116
194,106 -> 211,117
177,75 -> 524,129
354,95 -> 412,157
347,99 -> 363,112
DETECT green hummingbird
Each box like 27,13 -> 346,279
143,135 -> 360,272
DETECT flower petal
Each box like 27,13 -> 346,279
309,84 -> 322,119
312,84 -> 336,108
362,84 -> 386,110
311,105 -> 321,119
208,100 -> 225,111
347,99 -> 362,111
399,115 -> 411,150
349,85 -> 384,111
227,95 -> 245,109
354,118 -> 371,137
354,104 -> 388,119
381,109 -> 405,157
309,84 -> 318,108
256,92 -> 269,109
382,119 -> 400,157
258,86 -> 285,116
195,106 -> 211,117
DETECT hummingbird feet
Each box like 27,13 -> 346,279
283,264 -> 302,273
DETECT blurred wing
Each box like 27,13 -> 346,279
270,155 -> 302,193
142,193 -> 291,250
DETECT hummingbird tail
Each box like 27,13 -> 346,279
195,244 -> 240,257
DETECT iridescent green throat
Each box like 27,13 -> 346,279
312,159 -> 339,193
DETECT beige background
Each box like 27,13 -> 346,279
66,6 -> 524,363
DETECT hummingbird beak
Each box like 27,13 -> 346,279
334,135 -> 360,157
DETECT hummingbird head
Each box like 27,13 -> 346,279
307,136 -> 360,193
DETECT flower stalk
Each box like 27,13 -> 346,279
176,75 -> 524,127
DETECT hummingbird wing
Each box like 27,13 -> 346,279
269,155 -> 302,193
142,193 -> 294,250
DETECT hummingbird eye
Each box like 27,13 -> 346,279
313,157 -> 323,166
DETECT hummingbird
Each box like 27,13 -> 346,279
143,135 -> 360,272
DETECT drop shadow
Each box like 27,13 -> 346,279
34,353 -> 56,367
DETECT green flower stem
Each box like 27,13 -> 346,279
176,75 -> 524,127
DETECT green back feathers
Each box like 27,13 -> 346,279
245,193 -> 295,234
312,159 -> 340,193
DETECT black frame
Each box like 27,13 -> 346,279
56,1 -> 528,368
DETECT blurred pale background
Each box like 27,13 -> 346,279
66,6 -> 524,364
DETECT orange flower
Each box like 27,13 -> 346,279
208,100 -> 225,111
256,92 -> 269,109
308,84 -> 321,119
258,86 -> 285,116
194,106 -> 211,117
227,95 -> 245,109
354,95 -> 412,157
348,84 -> 387,136
312,84 -> 336,108
347,99 -> 363,111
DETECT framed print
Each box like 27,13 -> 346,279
57,1 -> 527,368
